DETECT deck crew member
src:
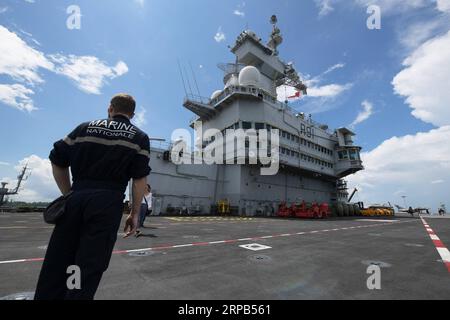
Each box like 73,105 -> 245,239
34,93 -> 151,300
135,184 -> 152,237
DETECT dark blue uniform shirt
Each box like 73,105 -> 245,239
49,115 -> 151,192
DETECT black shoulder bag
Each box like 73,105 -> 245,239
43,191 -> 73,225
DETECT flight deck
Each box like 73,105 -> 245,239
1,212 -> 449,300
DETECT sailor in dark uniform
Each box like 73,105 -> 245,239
34,94 -> 151,300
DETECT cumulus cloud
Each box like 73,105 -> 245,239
0,25 -> 129,111
133,106 -> 147,128
276,62 -> 352,115
214,27 -> 226,43
1,155 -> 59,202
0,25 -> 53,84
276,82 -> 353,115
436,0 -> 450,12
350,100 -> 374,128
398,18 -> 448,50
0,84 -> 36,112
49,54 -> 128,95
348,126 -> 450,210
277,62 -> 352,102
393,31 -> 450,126
348,29 -> 450,212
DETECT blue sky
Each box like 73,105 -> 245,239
1,0 -> 449,211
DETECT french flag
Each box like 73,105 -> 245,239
288,91 -> 301,99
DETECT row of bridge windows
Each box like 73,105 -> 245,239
337,148 -> 361,161
221,122 -> 334,157
280,147 -> 334,169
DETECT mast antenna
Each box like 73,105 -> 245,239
177,59 -> 188,96
189,61 -> 202,97
183,64 -> 194,96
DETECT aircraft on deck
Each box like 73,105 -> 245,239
395,205 -> 430,215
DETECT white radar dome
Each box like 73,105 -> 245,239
238,66 -> 260,87
210,90 -> 222,100
225,74 -> 239,88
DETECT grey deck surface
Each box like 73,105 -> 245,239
0,212 -> 449,300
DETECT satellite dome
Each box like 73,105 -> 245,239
245,30 -> 257,38
210,90 -> 222,100
238,66 -> 260,87
225,74 -> 239,88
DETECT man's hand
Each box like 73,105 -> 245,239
123,176 -> 147,238
123,213 -> 139,238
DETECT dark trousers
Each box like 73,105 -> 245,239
139,203 -> 148,227
34,189 -> 124,300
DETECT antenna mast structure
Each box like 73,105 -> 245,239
0,164 -> 31,206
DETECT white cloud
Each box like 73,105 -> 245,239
0,84 -> 36,112
233,10 -> 245,17
0,25 -> 129,111
315,0 -> 335,17
0,25 -> 53,84
214,27 -> 226,43
133,106 -> 147,128
49,54 -> 128,95
233,2 -> 246,17
0,162 -> 10,166
307,83 -> 353,98
1,155 -> 59,202
322,63 -> 345,75
0,7 -> 8,14
348,126 -> 450,211
315,0 -> 448,17
113,61 -> 129,75
276,82 -> 352,115
350,100 -> 374,127
276,62 -> 352,113
353,0 -> 430,14
346,20 -> 450,212
135,0 -> 145,7
398,18 -> 447,50
392,31 -> 450,126
436,0 -> 450,12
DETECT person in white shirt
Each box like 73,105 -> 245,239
136,184 -> 152,237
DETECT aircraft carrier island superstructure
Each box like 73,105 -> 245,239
147,16 -> 364,216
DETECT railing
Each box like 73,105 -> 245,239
199,85 -> 335,136
150,140 -> 172,150
350,160 -> 363,167
184,94 -> 211,106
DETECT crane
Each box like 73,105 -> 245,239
348,188 -> 358,203
0,164 -> 30,206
